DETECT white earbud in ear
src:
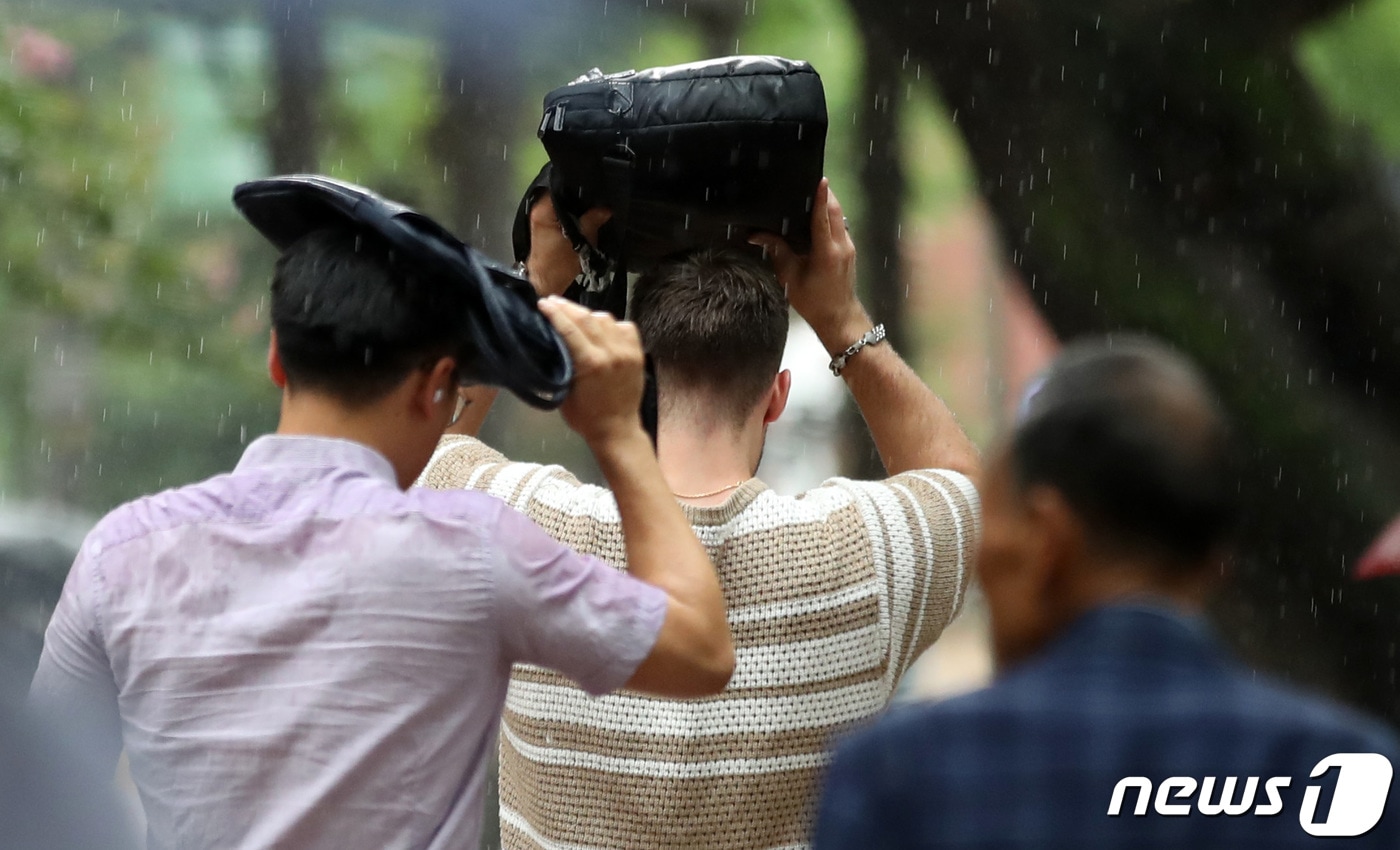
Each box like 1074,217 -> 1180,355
433,389 -> 445,403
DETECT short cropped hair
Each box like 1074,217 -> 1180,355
631,248 -> 788,426
270,227 -> 472,406
1013,336 -> 1240,567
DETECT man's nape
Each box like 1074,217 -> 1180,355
631,247 -> 790,502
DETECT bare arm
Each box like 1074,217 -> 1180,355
539,297 -> 734,697
812,310 -> 978,481
753,179 -> 980,482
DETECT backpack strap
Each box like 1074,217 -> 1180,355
597,153 -> 657,446
596,153 -> 634,319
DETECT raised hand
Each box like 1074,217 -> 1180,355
525,196 -> 612,299
749,178 -> 870,353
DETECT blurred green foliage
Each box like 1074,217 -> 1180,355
1300,0 -> 1400,157
0,7 -> 274,514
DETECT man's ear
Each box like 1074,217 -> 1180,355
413,356 -> 458,420
267,332 -> 288,389
1022,485 -> 1086,596
763,369 -> 792,425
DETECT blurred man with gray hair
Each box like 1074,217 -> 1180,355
818,337 -> 1400,849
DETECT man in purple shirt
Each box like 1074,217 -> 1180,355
28,213 -> 734,849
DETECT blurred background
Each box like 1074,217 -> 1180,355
2,0 -> 1399,747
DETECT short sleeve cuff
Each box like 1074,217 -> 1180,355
574,576 -> 668,696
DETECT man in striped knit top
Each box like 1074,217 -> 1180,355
418,179 -> 981,849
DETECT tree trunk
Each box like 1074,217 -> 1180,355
263,0 -> 325,174
845,0 -> 1400,721
426,4 -> 531,260
843,25 -> 912,480
690,0 -> 745,59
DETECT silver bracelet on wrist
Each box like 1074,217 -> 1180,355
829,324 -> 886,376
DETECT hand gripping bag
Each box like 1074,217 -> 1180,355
233,174 -> 572,409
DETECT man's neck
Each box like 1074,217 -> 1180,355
656,417 -> 761,505
276,391 -> 424,489
1063,556 -> 1214,623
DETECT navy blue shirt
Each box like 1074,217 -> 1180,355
817,605 -> 1400,849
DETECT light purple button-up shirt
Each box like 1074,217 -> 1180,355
29,435 -> 667,850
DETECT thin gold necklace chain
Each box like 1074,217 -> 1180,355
672,479 -> 746,500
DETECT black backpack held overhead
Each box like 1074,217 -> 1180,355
535,55 -> 828,315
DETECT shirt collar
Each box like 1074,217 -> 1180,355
235,435 -> 399,485
1052,600 -> 1218,662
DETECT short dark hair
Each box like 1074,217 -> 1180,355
1012,336 -> 1240,567
270,227 -> 472,406
630,248 -> 788,426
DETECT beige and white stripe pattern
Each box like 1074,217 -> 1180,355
419,435 -> 979,850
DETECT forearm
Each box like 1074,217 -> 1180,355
594,427 -> 722,610
537,295 -> 732,694
813,312 -> 980,480
763,178 -> 980,482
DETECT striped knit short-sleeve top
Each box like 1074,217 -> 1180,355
419,435 -> 980,850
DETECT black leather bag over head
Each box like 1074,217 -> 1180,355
537,55 -> 827,289
233,174 -> 572,409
